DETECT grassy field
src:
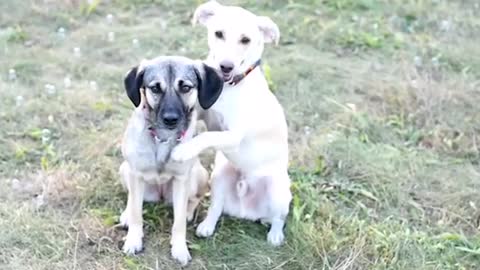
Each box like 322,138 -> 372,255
1,0 -> 480,269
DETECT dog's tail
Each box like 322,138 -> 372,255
236,180 -> 248,198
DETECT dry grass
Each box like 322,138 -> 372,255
1,0 -> 480,269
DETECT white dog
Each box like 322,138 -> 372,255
171,1 -> 292,246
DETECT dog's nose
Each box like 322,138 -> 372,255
220,61 -> 234,73
162,111 -> 179,128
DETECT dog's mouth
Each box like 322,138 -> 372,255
222,72 -> 233,82
149,127 -> 185,144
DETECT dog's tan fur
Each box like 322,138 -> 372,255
119,56 -> 223,265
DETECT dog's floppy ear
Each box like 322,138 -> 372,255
257,16 -> 280,45
192,0 -> 221,26
124,66 -> 145,107
195,63 -> 224,109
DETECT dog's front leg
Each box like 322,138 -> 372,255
122,173 -> 145,254
171,131 -> 242,162
170,174 -> 191,265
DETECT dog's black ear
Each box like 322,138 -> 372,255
196,63 -> 224,110
124,66 -> 145,107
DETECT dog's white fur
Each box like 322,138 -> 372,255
171,1 -> 291,246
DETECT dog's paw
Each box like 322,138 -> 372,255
171,143 -> 196,162
267,229 -> 284,246
196,220 -> 216,237
171,242 -> 191,266
122,227 -> 144,254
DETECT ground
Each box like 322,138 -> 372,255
1,0 -> 480,269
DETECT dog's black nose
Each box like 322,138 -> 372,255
162,111 -> 179,128
220,61 -> 234,73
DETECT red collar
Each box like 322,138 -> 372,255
228,59 -> 262,86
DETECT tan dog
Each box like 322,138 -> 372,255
171,1 -> 292,246
119,56 -> 223,265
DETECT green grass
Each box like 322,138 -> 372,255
1,0 -> 480,269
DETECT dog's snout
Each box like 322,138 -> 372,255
162,111 -> 180,128
220,61 -> 234,74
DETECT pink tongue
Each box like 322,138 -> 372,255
177,130 -> 186,140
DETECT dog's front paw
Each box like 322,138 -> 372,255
171,143 -> 196,162
267,229 -> 284,246
122,226 -> 144,254
171,242 -> 191,266
196,220 -> 216,237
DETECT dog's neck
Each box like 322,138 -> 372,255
228,59 -> 262,86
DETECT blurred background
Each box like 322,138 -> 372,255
0,0 -> 479,269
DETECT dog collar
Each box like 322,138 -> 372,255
229,59 -> 261,86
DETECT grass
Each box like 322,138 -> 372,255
1,0 -> 480,269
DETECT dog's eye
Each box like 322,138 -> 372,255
150,84 -> 162,93
240,36 -> 251,45
215,31 -> 224,39
180,85 -> 192,93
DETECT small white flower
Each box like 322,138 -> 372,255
15,95 -> 24,106
439,20 -> 451,32
73,47 -> 81,57
410,79 -> 419,89
8,69 -> 16,81
304,126 -> 311,136
11,179 -> 21,190
44,84 -> 56,95
107,31 -> 115,42
89,81 -> 98,91
106,14 -> 114,24
132,38 -> 140,48
64,77 -> 72,88
160,21 -> 167,30
57,27 -> 66,39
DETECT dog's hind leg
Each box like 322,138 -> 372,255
186,160 -> 209,222
266,172 -> 292,246
196,152 -> 232,237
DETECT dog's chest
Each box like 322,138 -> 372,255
210,87 -> 245,129
124,129 -> 177,174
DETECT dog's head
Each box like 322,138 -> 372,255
193,1 -> 280,82
124,56 -> 223,135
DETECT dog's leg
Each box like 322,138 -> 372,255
170,174 -> 191,266
196,152 -> 231,237
266,172 -> 292,246
171,131 -> 242,162
121,170 -> 145,254
187,160 -> 209,222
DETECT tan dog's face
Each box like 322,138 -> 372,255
124,56 -> 223,134
193,1 -> 280,81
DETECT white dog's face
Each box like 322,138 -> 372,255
193,1 -> 280,81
